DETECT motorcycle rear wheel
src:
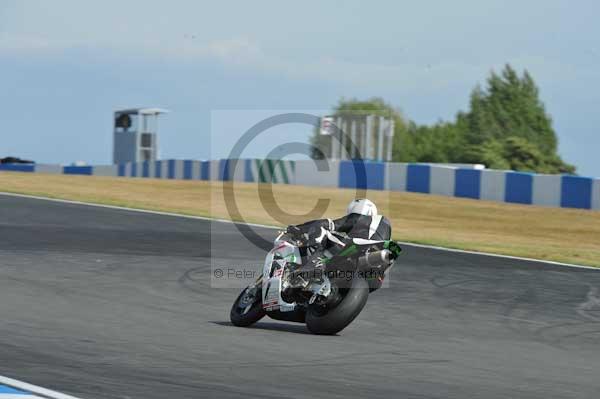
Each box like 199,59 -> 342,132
306,277 -> 369,335
230,286 -> 266,327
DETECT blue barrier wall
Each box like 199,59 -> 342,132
219,159 -> 230,181
183,160 -> 193,180
561,175 -> 592,209
2,160 -> 599,211
505,172 -> 533,204
454,169 -> 481,199
167,160 -> 175,179
406,164 -> 430,193
244,159 -> 254,182
201,161 -> 210,180
0,164 -> 34,172
142,161 -> 150,178
338,160 -> 385,190
63,166 -> 93,175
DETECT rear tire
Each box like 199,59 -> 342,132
306,278 -> 369,335
230,286 -> 266,327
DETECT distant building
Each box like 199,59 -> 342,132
113,108 -> 169,164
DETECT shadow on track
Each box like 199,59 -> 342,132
210,321 -> 313,335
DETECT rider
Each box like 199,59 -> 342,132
286,199 -> 392,291
286,199 -> 391,241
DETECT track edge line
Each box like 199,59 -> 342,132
0,375 -> 81,399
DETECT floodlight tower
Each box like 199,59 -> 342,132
113,108 -> 169,164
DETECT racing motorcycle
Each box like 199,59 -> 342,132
230,227 -> 402,335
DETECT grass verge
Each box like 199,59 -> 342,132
1,172 -> 599,267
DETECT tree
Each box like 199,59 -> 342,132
456,64 -> 574,173
406,121 -> 465,163
311,65 -> 576,174
461,136 -> 576,173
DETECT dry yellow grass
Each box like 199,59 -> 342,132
1,171 -> 599,266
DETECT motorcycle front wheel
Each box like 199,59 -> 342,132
230,285 -> 266,327
305,277 -> 369,335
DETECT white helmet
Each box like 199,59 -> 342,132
346,199 -> 378,216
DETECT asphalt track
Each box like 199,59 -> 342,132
1,193 -> 599,399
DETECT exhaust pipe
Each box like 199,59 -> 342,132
357,249 -> 392,270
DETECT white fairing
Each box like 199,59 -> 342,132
368,215 -> 383,239
352,237 -> 385,245
262,234 -> 301,312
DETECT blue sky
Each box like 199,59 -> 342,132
1,0 -> 598,176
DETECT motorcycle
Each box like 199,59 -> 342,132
230,227 -> 402,335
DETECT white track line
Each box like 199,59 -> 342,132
396,241 -> 599,270
0,375 -> 80,399
0,191 -> 597,270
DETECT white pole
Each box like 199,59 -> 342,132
136,114 -> 141,162
152,114 -> 159,161
330,119 -> 337,160
350,120 -> 357,159
365,115 -> 373,160
335,116 -> 343,160
340,119 -> 347,160
386,119 -> 395,162
360,116 -> 369,159
377,116 -> 385,161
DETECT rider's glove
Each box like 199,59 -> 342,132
286,225 -> 302,236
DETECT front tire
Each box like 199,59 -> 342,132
230,286 -> 266,327
306,278 -> 369,335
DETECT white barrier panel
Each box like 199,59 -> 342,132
126,162 -> 135,177
93,165 -> 118,177
35,164 -> 63,174
386,163 -> 407,191
148,162 -> 157,178
133,162 -> 142,178
175,160 -> 185,179
294,160 -> 339,188
593,179 -> 600,210
230,159 -> 246,182
209,160 -> 220,181
245,160 -> 258,183
480,169 -> 506,202
159,160 -> 168,179
532,174 -> 561,207
429,165 -> 455,197
191,161 -> 201,180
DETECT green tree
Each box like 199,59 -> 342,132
311,65 -> 576,174
407,121 -> 465,163
461,136 -> 576,173
456,64 -> 574,173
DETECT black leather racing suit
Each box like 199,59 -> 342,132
290,213 -> 392,241
288,213 -> 392,291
